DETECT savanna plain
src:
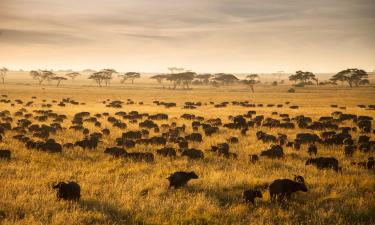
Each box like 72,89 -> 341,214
0,77 -> 375,225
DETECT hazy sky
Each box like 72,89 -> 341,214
0,0 -> 374,73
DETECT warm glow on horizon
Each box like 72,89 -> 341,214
0,0 -> 374,73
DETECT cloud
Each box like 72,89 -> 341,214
0,28 -> 91,45
0,0 -> 374,72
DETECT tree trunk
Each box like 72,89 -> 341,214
57,80 -> 61,87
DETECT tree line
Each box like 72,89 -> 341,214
0,67 -> 372,90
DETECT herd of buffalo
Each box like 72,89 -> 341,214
0,94 -> 374,205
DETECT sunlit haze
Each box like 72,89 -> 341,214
1,0 -> 374,73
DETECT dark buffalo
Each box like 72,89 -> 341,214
167,171 -> 198,188
269,179 -> 308,202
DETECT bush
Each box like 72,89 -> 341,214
293,83 -> 305,87
288,88 -> 295,93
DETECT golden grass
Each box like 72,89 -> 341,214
0,83 -> 374,225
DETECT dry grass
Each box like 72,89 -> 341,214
0,83 -> 374,225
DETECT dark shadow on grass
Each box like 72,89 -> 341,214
79,199 -> 148,224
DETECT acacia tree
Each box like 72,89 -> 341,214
65,72 -> 81,82
88,69 -> 116,87
242,74 -> 260,92
288,71 -> 317,85
195,74 -> 212,85
118,72 -> 141,84
51,76 -> 68,87
30,70 -> 55,85
150,74 -> 169,84
212,73 -> 239,85
167,72 -> 196,89
102,69 -> 116,86
88,72 -> 105,87
330,68 -> 368,88
0,67 -> 9,84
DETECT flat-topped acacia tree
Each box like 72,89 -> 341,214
30,70 -> 55,85
52,76 -> 68,87
88,69 -> 117,87
65,72 -> 81,82
242,74 -> 260,93
330,68 -> 368,88
166,72 -> 196,89
118,72 -> 141,84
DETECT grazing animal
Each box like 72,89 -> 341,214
53,181 -> 81,201
181,148 -> 204,159
104,147 -> 127,157
260,145 -> 284,159
243,189 -> 262,204
167,171 -> 198,188
156,147 -> 177,157
269,179 -> 308,202
0,149 -> 11,160
305,157 -> 341,172
307,144 -> 317,156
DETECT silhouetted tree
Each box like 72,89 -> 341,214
65,72 -> 81,82
88,69 -> 116,87
51,76 -> 68,87
118,72 -> 141,84
330,68 -> 368,88
195,74 -> 212,85
167,72 -> 196,89
150,74 -> 169,84
30,70 -> 55,85
0,67 -> 9,84
213,73 -> 239,85
289,71 -> 316,85
242,74 -> 260,92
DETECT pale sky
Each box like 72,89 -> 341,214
0,0 -> 374,73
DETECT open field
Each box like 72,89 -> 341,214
0,83 -> 375,225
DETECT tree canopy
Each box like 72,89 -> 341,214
118,72 -> 141,84
330,68 -> 368,88
212,73 -> 239,85
242,74 -> 260,92
150,74 -> 169,83
88,69 -> 117,87
30,70 -> 55,85
166,72 -> 196,89
289,71 -> 317,85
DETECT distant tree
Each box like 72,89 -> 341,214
289,71 -> 317,85
272,81 -> 278,86
51,76 -> 68,87
212,73 -> 239,85
88,69 -> 116,87
118,72 -> 141,84
88,72 -> 105,87
0,67 -> 9,84
102,69 -> 117,86
150,74 -> 169,84
330,68 -> 368,88
167,72 -> 196,89
242,74 -> 260,92
65,72 -> 81,82
195,74 -> 212,85
30,70 -> 55,85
